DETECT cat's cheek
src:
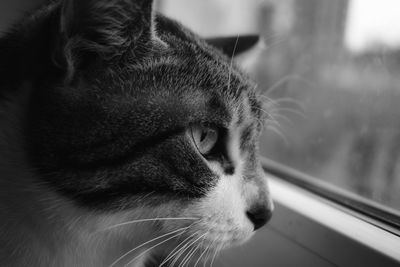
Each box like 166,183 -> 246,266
186,174 -> 255,248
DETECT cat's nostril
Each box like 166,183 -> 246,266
246,206 -> 272,231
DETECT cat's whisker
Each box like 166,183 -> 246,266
256,105 -> 289,135
203,237 -> 218,267
266,125 -> 289,145
179,233 -> 207,267
179,247 -> 195,267
262,30 -> 281,44
258,111 -> 283,130
260,96 -> 306,114
261,75 -> 295,95
210,241 -> 224,267
227,34 -> 240,92
267,97 -> 305,110
189,238 -> 206,267
272,107 -> 306,118
178,243 -> 196,267
108,226 -> 188,267
123,230 -> 188,267
262,74 -> 306,95
169,232 -> 201,267
193,236 -> 207,267
175,236 -> 200,267
266,119 -> 283,131
101,217 -> 199,231
253,106 -> 274,119
160,230 -> 200,267
202,246 -> 210,267
269,112 -> 294,125
209,248 -> 219,267
263,34 -> 287,50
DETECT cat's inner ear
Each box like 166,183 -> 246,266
58,0 -> 155,75
205,35 -> 259,58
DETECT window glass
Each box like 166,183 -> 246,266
160,0 -> 400,212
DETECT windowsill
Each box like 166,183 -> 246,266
217,170 -> 400,267
267,174 -> 400,265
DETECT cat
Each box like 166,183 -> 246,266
0,0 -> 273,266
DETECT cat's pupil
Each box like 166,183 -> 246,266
200,131 -> 208,142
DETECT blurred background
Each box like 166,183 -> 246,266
160,0 -> 400,213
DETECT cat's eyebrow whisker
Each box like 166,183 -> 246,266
101,217 -> 199,231
108,226 -> 188,267
271,98 -> 305,110
266,124 -> 289,146
272,107 -> 307,118
262,30 -> 281,43
253,106 -> 273,116
123,229 -> 188,267
265,118 -> 283,130
261,74 -> 307,95
268,112 -> 294,125
264,35 -> 287,51
261,75 -> 295,95
260,95 -> 306,110
253,106 -> 277,124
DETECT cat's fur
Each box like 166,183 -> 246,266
0,0 -> 273,266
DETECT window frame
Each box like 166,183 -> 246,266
264,163 -> 400,266
262,157 -> 400,234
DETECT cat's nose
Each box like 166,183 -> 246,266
246,204 -> 273,231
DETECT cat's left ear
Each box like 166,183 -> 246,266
205,35 -> 259,58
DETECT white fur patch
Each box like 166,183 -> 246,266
171,112 -> 273,257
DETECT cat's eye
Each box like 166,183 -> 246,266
190,125 -> 219,155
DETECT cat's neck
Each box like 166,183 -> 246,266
0,84 -> 152,267
0,82 -> 73,265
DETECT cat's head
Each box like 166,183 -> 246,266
25,0 -> 273,262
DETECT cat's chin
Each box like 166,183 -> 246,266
199,230 -> 253,250
195,221 -> 254,249
146,227 -> 253,267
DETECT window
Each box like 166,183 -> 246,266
256,0 -> 400,214
161,0 -> 400,265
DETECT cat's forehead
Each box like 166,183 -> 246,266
104,15 -> 261,127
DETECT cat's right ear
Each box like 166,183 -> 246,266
56,0 -> 155,79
